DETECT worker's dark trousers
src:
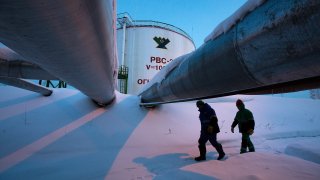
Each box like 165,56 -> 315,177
198,131 -> 224,157
241,133 -> 255,153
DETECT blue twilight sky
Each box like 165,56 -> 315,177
117,0 -> 247,48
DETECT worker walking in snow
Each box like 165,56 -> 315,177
195,100 -> 225,161
231,99 -> 255,154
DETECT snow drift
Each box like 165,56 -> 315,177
1,86 -> 320,179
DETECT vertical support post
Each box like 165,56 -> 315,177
121,22 -> 126,66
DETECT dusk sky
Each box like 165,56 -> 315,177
117,0 -> 247,48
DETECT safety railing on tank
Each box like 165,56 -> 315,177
116,13 -> 193,42
131,20 -> 192,41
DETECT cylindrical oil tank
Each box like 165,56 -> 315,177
116,13 -> 195,95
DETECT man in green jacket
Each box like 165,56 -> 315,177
231,99 -> 255,154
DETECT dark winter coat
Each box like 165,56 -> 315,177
231,103 -> 255,133
198,103 -> 220,133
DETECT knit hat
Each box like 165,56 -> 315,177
236,99 -> 244,106
196,100 -> 205,107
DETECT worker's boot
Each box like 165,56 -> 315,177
240,135 -> 248,154
195,145 -> 206,161
248,138 -> 255,152
216,143 -> 225,160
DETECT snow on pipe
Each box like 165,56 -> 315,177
0,77 -> 52,96
140,0 -> 320,105
0,0 -> 117,105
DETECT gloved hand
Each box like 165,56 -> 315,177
231,127 -> 234,133
247,129 -> 254,135
207,126 -> 214,134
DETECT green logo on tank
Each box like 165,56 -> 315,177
153,37 -> 170,49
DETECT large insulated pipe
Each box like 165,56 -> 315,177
0,77 -> 52,96
0,59 -> 56,80
0,0 -> 117,105
140,0 -> 320,105
0,48 -> 57,80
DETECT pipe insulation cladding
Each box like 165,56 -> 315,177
0,48 -> 57,80
0,0 -> 117,105
140,0 -> 320,105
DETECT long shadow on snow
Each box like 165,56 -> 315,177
0,94 -> 39,108
0,95 -> 149,180
0,92 -> 87,158
134,153 -> 217,180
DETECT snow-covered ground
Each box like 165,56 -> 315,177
1,86 -> 320,179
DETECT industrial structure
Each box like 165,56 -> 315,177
0,0 -> 319,107
116,13 -> 195,95
139,0 -> 320,105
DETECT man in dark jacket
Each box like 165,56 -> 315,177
195,100 -> 225,161
231,99 -> 255,154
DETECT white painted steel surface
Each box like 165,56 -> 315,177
117,26 -> 195,94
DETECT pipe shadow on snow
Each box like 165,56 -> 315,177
134,153 -> 218,180
0,93 -> 39,108
0,92 -> 94,158
0,95 -> 149,179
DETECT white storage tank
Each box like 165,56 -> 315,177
116,13 -> 195,95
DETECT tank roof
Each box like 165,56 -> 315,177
117,12 -> 194,43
